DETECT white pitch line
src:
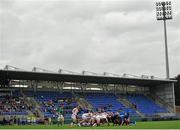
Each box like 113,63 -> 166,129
2,129 -> 180,130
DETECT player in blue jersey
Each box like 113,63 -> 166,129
119,112 -> 125,125
123,112 -> 130,125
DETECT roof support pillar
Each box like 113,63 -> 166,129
59,82 -> 64,94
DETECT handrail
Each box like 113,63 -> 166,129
148,93 -> 173,112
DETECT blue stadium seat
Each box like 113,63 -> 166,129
126,94 -> 167,116
84,93 -> 139,117
32,91 -> 76,119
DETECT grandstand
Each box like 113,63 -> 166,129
0,67 -> 177,125
175,74 -> 180,113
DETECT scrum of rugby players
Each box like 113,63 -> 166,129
71,106 -> 135,127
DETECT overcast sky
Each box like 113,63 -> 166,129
0,0 -> 179,78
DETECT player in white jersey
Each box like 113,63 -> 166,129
94,112 -> 108,126
88,112 -> 98,126
78,112 -> 93,126
71,106 -> 80,126
82,112 -> 92,120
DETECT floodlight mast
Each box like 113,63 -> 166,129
156,1 -> 172,79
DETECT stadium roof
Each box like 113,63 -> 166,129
0,70 -> 176,87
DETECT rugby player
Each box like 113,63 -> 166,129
70,106 -> 80,126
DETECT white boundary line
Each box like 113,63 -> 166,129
0,128 -> 180,130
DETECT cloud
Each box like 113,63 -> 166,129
0,0 -> 179,78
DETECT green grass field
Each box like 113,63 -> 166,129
0,120 -> 180,129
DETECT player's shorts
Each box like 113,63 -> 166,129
58,115 -> 64,121
60,114 -> 64,118
90,116 -> 95,121
82,115 -> 88,120
71,114 -> 77,120
95,116 -> 101,122
82,115 -> 87,120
